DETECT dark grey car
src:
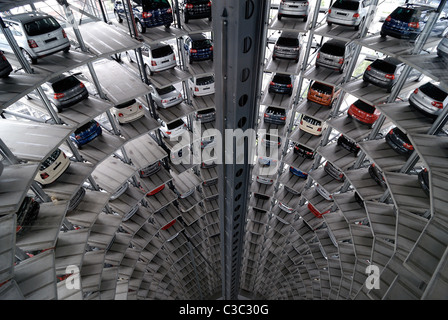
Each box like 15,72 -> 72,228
273,31 -> 301,62
264,106 -> 287,125
195,107 -> 216,123
363,57 -> 422,92
315,39 -> 354,74
0,51 -> 13,78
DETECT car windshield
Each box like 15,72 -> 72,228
266,107 -> 286,115
392,127 -> 411,144
277,36 -> 299,47
320,42 -> 345,56
192,39 -> 213,49
311,82 -> 333,94
196,75 -> 214,85
420,82 -> 448,101
24,16 -> 61,36
157,85 -> 176,95
371,60 -> 397,73
115,99 -> 137,109
75,120 -> 96,134
51,76 -> 80,92
272,74 -> 292,84
303,115 -> 321,125
151,45 -> 173,58
141,0 -> 171,10
332,0 -> 360,10
40,148 -> 61,171
197,108 -> 215,114
353,100 -> 376,113
188,0 -> 210,4
167,119 -> 185,129
390,7 -> 416,23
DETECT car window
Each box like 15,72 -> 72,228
156,85 -> 176,95
40,149 -> 61,171
24,17 -> 61,36
196,75 -> 214,85
276,36 -> 299,47
332,0 -> 360,11
371,60 -> 397,73
320,42 -> 345,56
75,120 -> 96,134
390,7 -> 416,23
353,100 -> 376,113
310,82 -> 333,94
51,76 -> 81,92
188,0 -> 210,4
142,0 -> 171,10
151,45 -> 173,58
8,22 -> 23,37
272,74 -> 292,84
167,119 -> 185,129
420,82 -> 448,101
192,39 -> 212,49
115,99 -> 137,109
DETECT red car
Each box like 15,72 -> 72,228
347,99 -> 381,127
307,202 -> 330,218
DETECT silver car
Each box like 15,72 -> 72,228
150,84 -> 183,109
326,0 -> 373,30
315,39 -> 355,74
0,12 -> 70,64
437,33 -> 448,59
409,81 -> 448,118
273,31 -> 301,62
278,0 -> 310,21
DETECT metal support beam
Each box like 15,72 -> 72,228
213,0 -> 270,300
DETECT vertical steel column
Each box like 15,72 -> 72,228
213,0 -> 270,300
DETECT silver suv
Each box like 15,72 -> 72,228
0,12 -> 70,64
278,0 -> 310,22
315,39 -> 355,74
273,31 -> 301,63
327,0 -> 373,30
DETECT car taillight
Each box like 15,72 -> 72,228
79,82 -> 85,88
186,3 -> 194,9
367,65 -> 372,71
54,93 -> 65,99
385,74 -> 395,80
166,131 -> 171,135
190,49 -> 197,53
403,142 -> 414,150
408,22 -> 419,29
63,152 -> 67,158
432,101 -> 444,109
27,39 -> 38,48
388,129 -> 393,135
207,1 -> 212,7
194,87 -> 199,91
118,113 -> 124,117
142,12 -> 152,18
151,60 -> 157,66
40,172 -> 49,180
353,13 -> 360,18
386,15 -> 391,22
167,8 -> 172,13
328,9 -> 331,14
414,88 -> 419,94
62,29 -> 67,38
338,58 -> 344,64
162,219 -> 176,230
139,105 -> 143,109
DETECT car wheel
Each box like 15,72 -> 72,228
136,19 -> 146,33
126,51 -> 133,63
327,21 -> 332,26
355,18 -> 364,31
50,102 -> 62,113
380,31 -> 386,38
208,16 -> 212,22
22,49 -> 36,64
145,64 -> 153,76
165,23 -> 171,28
303,15 -> 307,22
114,10 -> 123,23
184,14 -> 189,24
278,14 -> 282,21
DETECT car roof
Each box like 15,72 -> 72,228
2,11 -> 53,24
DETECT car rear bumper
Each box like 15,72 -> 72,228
409,94 -> 441,117
32,42 -> 70,58
363,72 -> 392,89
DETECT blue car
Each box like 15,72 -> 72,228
289,166 -> 308,178
70,120 -> 102,148
380,3 -> 448,40
183,33 -> 213,63
114,0 -> 173,33
268,73 -> 294,96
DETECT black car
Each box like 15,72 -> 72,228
293,143 -> 315,159
385,126 -> 414,157
183,33 -> 213,63
0,51 -> 13,78
264,106 -> 287,125
368,163 -> 386,188
182,0 -> 212,23
16,196 -> 40,237
337,134 -> 361,156
418,168 -> 429,196
268,73 -> 294,95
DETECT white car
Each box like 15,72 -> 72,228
126,43 -> 176,76
149,84 -> 183,109
158,118 -> 188,138
299,114 -> 327,136
111,99 -> 146,124
35,148 -> 70,186
188,74 -> 215,97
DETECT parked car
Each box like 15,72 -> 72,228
279,201 -> 295,213
195,107 -> 216,123
111,99 -> 145,124
183,33 -> 213,63
149,84 -> 183,109
307,80 -> 341,106
146,43 -> 177,76
418,167 -> 429,195
268,73 -> 294,95
409,81 -> 448,118
380,3 -> 448,40
182,0 -> 212,23
327,0 -> 373,30
289,165 -> 308,178
0,11 -> 70,64
158,118 -> 188,138
139,160 -> 162,178
368,163 -> 386,188
385,126 -> 414,157
299,114 -> 327,136
437,33 -> 448,59
316,183 -> 333,200
337,134 -> 361,156
0,51 -> 13,78
278,0 -> 310,21
315,39 -> 355,74
123,204 -> 139,221
324,161 -> 345,181
35,148 -> 70,186
114,0 -> 173,32
307,202 -> 330,218
362,56 -> 422,93
261,133 -> 282,148
264,106 -> 287,125
347,99 -> 381,127
273,31 -> 301,62
70,120 -> 102,148
27,74 -> 89,112
15,196 -> 40,237
293,142 -> 315,159
67,186 -> 86,212
188,74 -> 215,96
